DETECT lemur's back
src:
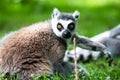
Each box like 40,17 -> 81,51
0,20 -> 67,79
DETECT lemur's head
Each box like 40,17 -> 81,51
51,8 -> 80,39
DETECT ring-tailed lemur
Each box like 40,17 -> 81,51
64,24 -> 120,63
0,8 -> 112,80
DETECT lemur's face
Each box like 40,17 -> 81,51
51,8 -> 80,39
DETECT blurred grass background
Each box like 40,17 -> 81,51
0,0 -> 120,80
0,0 -> 120,37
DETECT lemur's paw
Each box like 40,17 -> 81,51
102,49 -> 113,66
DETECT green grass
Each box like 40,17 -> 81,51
82,58 -> 120,80
1,58 -> 120,80
0,0 -> 120,80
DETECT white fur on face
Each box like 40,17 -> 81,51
51,19 -> 76,38
51,8 -> 80,44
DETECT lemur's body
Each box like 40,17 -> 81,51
0,8 -> 112,80
64,25 -> 120,63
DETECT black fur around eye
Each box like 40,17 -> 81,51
57,23 -> 64,31
68,23 -> 75,30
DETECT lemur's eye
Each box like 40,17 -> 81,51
68,23 -> 75,30
57,23 -> 63,31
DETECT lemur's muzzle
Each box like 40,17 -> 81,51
62,30 -> 71,39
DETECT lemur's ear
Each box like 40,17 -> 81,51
51,8 -> 60,18
73,10 -> 80,20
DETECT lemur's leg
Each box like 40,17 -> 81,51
53,61 -> 90,78
73,34 -> 113,66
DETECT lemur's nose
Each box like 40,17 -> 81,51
62,30 -> 71,39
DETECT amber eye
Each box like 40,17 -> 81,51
57,23 -> 63,31
68,23 -> 75,30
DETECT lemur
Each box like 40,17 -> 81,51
0,8 -> 112,80
64,24 -> 120,63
